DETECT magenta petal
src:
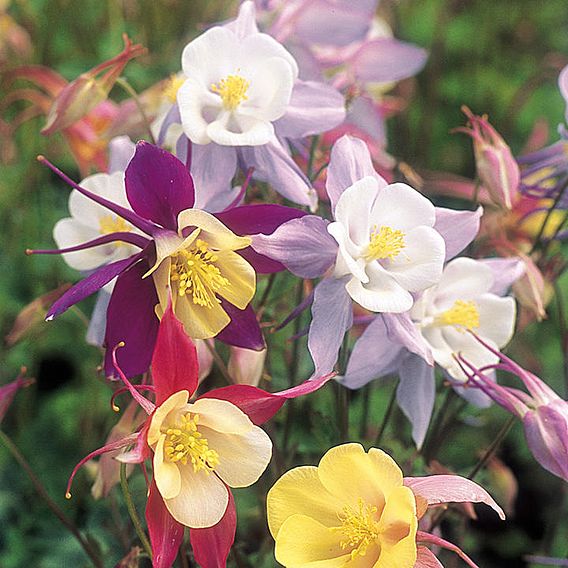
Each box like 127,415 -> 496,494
216,302 -> 264,351
146,480 -> 184,568
216,204 -> 306,236
152,304 -> 199,405
47,254 -> 141,320
125,141 -> 195,230
104,259 -> 159,378
433,206 -> 482,260
190,490 -> 236,568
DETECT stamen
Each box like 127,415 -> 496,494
365,225 -> 405,261
164,413 -> 220,473
170,239 -> 229,308
163,74 -> 185,104
436,300 -> 480,331
332,498 -> 379,559
211,74 -> 250,110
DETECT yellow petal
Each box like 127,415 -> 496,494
204,425 -> 272,488
153,434 -> 182,500
174,291 -> 230,339
374,516 -> 417,568
177,209 -> 251,251
215,250 -> 256,310
267,466 -> 345,539
376,486 -> 417,549
367,448 -> 405,499
275,514 -> 351,567
148,390 -> 190,446
189,398 -> 254,435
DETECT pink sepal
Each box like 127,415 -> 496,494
146,480 -> 184,568
0,370 -> 34,424
415,546 -> 444,568
116,421 -> 152,464
199,372 -> 334,425
190,490 -> 236,568
416,531 -> 480,568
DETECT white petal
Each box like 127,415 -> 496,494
189,398 -> 255,435
178,77 -> 221,145
148,390 -> 190,446
207,112 -> 274,146
239,32 -> 299,81
327,222 -> 367,283
203,425 -> 272,487
153,434 -> 182,500
476,294 -> 516,347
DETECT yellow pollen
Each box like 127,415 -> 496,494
365,225 -> 406,261
332,499 -> 379,559
170,239 -> 229,308
163,74 -> 186,104
436,299 -> 480,331
99,215 -> 131,235
164,412 -> 220,473
211,74 -> 250,110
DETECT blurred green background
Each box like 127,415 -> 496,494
1,0 -> 568,566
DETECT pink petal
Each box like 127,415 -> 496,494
416,531 -> 480,568
0,371 -> 34,424
415,546 -> 444,568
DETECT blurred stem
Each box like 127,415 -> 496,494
306,135 -> 320,180
374,382 -> 397,447
257,273 -> 277,319
0,430 -> 104,568
204,339 -> 233,384
422,388 -> 455,463
359,384 -> 372,439
530,178 -> 568,256
115,76 -> 157,144
120,462 -> 152,559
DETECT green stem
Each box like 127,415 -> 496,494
115,76 -> 157,144
374,382 -> 397,447
120,462 -> 152,559
203,339 -> 233,384
306,135 -> 320,180
359,384 -> 372,439
0,430 -> 104,568
256,273 -> 277,318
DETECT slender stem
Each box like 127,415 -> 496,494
422,387 -> 455,463
203,340 -> 233,384
115,76 -> 157,144
374,382 -> 397,447
256,273 -> 277,318
310,160 -> 330,183
359,384 -> 372,439
306,135 -> 320,180
120,462 -> 153,559
336,335 -> 351,442
0,430 -> 104,568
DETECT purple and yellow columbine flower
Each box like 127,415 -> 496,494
30,142 -> 304,378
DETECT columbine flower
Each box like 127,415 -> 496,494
30,141 -> 304,377
458,337 -> 568,482
252,135 -> 482,376
267,443 -> 504,568
65,305 -> 332,568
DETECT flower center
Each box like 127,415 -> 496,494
163,73 -> 186,104
99,215 -> 131,235
365,226 -> 405,261
436,299 -> 480,331
211,74 -> 250,110
170,239 -> 230,308
332,499 -> 379,559
164,412 -> 220,473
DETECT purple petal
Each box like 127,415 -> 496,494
345,95 -> 386,146
30,231 -> 149,255
252,215 -> 337,279
125,141 -> 195,230
351,38 -> 428,83
326,135 -> 386,214
108,135 -> 136,173
225,0 -> 259,38
341,315 -> 403,389
453,377 -> 493,408
559,64 -> 568,123
274,80 -> 345,139
104,258 -> 160,378
308,278 -> 353,376
216,302 -> 265,351
47,254 -> 141,320
396,353 -> 435,449
383,312 -> 433,365
238,141 -> 317,208
434,206 -> 482,260
479,257 -> 526,295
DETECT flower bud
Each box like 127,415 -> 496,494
228,346 -> 267,386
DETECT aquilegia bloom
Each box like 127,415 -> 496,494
267,443 -> 504,568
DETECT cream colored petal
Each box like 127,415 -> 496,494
267,466 -> 345,538
275,514 -> 350,568
203,425 -> 272,488
147,390 -> 190,446
177,209 -> 251,251
189,398 -> 254,435
153,434 -> 182,500
151,257 -> 172,316
165,466 -> 229,528
144,229 -> 197,277
215,250 -> 256,309
174,293 -> 230,339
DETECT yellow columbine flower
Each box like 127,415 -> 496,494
267,443 -> 418,567
148,209 -> 256,339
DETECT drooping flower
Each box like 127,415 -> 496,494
267,443 -> 504,568
252,135 -> 482,376
458,336 -> 568,483
30,141 -> 304,378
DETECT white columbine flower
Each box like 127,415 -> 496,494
327,177 -> 446,312
410,257 -> 516,381
177,19 -> 298,146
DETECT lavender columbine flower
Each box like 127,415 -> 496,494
30,142 -> 304,378
252,135 -> 483,379
458,336 -> 568,483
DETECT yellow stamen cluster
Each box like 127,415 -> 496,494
99,215 -> 131,235
436,299 -> 480,331
211,74 -> 250,110
164,412 -> 220,473
365,225 -> 406,261
163,74 -> 186,104
170,239 -> 229,308
332,498 -> 379,559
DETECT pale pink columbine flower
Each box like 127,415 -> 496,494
458,336 -> 568,482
